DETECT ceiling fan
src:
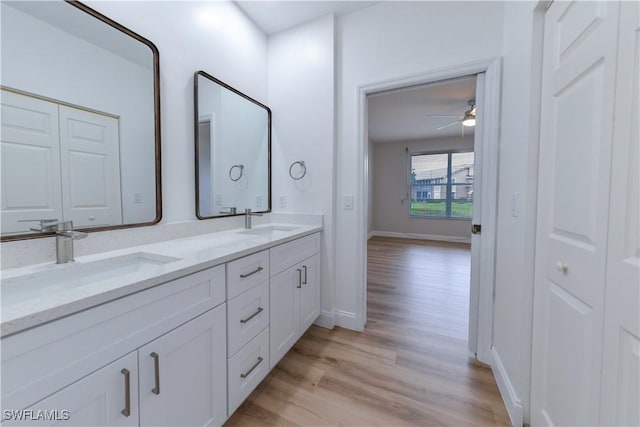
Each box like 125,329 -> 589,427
427,100 -> 477,131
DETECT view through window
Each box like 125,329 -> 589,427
410,151 -> 474,219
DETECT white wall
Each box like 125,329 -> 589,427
268,14 -> 336,328
85,0 -> 268,224
371,136 -> 473,242
334,1 -> 504,329
491,2 -> 540,425
2,4 -> 155,224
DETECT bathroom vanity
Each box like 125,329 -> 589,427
1,224 -> 321,426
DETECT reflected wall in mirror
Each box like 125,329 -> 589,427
1,1 -> 161,240
195,71 -> 271,219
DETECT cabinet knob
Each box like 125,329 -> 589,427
555,261 -> 568,273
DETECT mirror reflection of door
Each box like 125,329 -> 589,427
1,0 -> 160,240
1,89 -> 123,234
198,116 -> 216,217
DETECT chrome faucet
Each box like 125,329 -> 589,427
244,209 -> 262,229
219,207 -> 237,215
23,219 -> 88,264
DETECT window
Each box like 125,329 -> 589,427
410,151 -> 474,219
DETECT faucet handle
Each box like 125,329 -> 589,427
57,230 -> 88,240
18,218 -> 60,232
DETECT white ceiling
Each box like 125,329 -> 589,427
5,1 -> 152,69
234,1 -> 378,35
234,1 -> 476,144
368,76 -> 477,143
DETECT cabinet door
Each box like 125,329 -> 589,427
139,305 -> 227,427
299,254 -> 320,333
270,265 -> 300,369
6,352 -> 138,427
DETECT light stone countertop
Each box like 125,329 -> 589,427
0,223 -> 322,338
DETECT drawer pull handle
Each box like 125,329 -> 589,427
240,307 -> 264,324
302,265 -> 308,285
240,266 -> 264,278
240,356 -> 264,379
297,268 -> 302,288
121,368 -> 131,417
151,352 -> 160,395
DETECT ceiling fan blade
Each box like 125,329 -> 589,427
436,120 -> 460,130
427,114 -> 461,118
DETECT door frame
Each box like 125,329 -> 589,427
356,58 -> 502,363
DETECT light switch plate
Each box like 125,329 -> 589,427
279,196 -> 287,209
511,192 -> 519,217
344,194 -> 354,210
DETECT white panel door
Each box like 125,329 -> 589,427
0,90 -> 62,233
600,2 -> 640,425
270,265 -> 300,369
58,105 -> 122,228
300,254 -> 320,332
468,72 -> 484,355
6,352 -> 139,427
531,1 -> 620,426
139,305 -> 227,427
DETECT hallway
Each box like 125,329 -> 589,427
227,237 -> 509,426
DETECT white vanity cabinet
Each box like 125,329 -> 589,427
269,234 -> 321,369
1,266 -> 227,427
1,229 -> 323,426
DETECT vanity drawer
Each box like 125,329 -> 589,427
226,250 -> 269,299
270,232 -> 320,276
227,280 -> 269,356
227,326 -> 270,416
1,265 -> 225,411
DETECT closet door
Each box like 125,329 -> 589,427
531,1 -> 620,426
600,2 -> 640,425
0,90 -> 62,233
59,105 -> 122,228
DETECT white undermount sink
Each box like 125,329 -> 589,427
238,225 -> 299,236
1,252 -> 181,306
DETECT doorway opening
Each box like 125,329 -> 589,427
357,59 -> 501,363
366,74 -> 479,352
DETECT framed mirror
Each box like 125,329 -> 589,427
194,71 -> 271,219
1,0 -> 161,241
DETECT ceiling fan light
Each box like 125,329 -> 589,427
462,115 -> 476,127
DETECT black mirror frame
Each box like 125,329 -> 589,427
1,0 -> 162,242
193,70 -> 272,220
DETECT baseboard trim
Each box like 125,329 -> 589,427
491,347 -> 524,427
314,310 -> 335,329
370,230 -> 471,244
334,310 -> 362,331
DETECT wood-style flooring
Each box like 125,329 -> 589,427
226,237 -> 510,426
